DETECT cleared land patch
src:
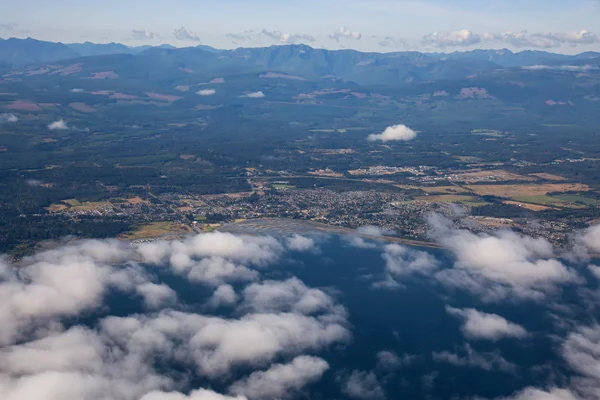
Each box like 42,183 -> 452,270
416,195 -> 487,206
528,173 -> 567,181
467,183 -> 590,198
452,169 -> 535,183
120,222 -> 192,240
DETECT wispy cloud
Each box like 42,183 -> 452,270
0,113 -> 18,123
377,36 -> 408,49
132,29 -> 157,40
48,119 -> 68,130
423,29 -> 600,49
330,26 -> 362,41
241,91 -> 265,98
433,344 -> 517,372
173,26 -> 200,41
261,29 -> 315,44
422,29 -> 481,47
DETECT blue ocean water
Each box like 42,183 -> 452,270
95,234 -> 592,399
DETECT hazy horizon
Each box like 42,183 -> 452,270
1,0 -> 600,54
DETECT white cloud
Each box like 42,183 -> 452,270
499,387 -> 579,400
0,239 -> 134,346
197,89 -> 216,96
357,226 -> 395,237
48,119 -> 68,130
132,30 -> 157,40
485,30 -> 600,49
330,27 -> 362,41
368,124 -> 417,142
428,214 -> 579,298
377,36 -> 407,49
445,306 -> 528,341
0,233 -> 351,400
340,371 -> 385,400
174,27 -> 200,41
375,351 -> 418,371
136,231 -> 283,285
70,88 -> 85,93
345,236 -> 378,249
423,29 -> 481,47
136,283 -> 177,309
241,278 -> 343,316
0,113 -> 18,123
242,91 -> 265,98
588,265 -> 600,280
228,356 -> 329,399
285,234 -> 317,252
523,65 -> 598,72
432,344 -> 517,372
373,243 -> 439,289
101,310 -> 349,379
141,390 -> 247,400
579,224 -> 600,254
261,30 -> 315,44
208,284 -> 237,308
562,324 -> 600,384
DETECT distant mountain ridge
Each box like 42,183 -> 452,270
1,37 -> 599,85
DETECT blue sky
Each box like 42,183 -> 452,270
1,0 -> 600,53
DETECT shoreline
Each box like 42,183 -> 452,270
217,218 -> 442,249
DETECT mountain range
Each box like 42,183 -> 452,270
1,37 -> 599,85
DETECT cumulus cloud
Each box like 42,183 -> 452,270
48,119 -> 68,130
579,224 -> 600,254
241,91 -> 265,98
141,390 -> 246,400
285,234 -> 317,252
367,124 -> 417,142
229,356 -> 329,399
340,371 -> 385,399
330,27 -> 362,41
136,231 -> 283,285
0,113 -> 18,123
241,278 -> 343,317
499,387 -> 579,400
428,214 -> 579,300
562,324 -> 600,388
445,306 -> 528,341
136,283 -> 177,309
174,27 -> 200,41
423,29 -> 481,47
0,239 -> 134,345
208,284 -> 237,308
102,309 -> 349,379
197,89 -> 216,96
261,29 -> 315,44
0,233 -> 351,400
432,344 -> 517,373
373,243 -> 440,290
132,30 -> 157,40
